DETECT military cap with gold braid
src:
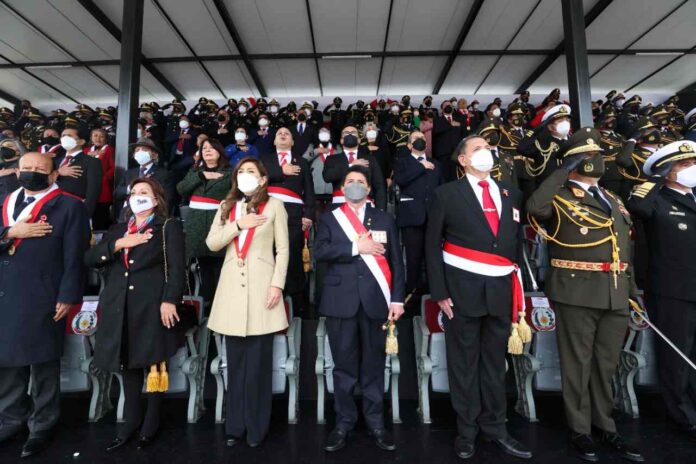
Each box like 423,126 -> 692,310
623,95 -> 642,108
643,140 -> 696,177
541,104 -> 571,123
507,101 -> 525,115
476,116 -> 503,135
0,107 -> 14,118
557,127 -> 604,159
648,105 -> 670,119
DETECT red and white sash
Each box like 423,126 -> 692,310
443,241 -> 525,318
189,195 -> 221,210
332,203 -> 392,304
229,201 -> 267,262
268,186 -> 303,205
2,185 -> 63,252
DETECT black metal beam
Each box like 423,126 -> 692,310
0,0 -> 118,94
151,0 -> 226,99
211,0 -> 267,97
376,0 -> 394,95
473,0 -> 542,94
305,0 -> 323,96
0,53 -> 80,104
114,0 -> 143,182
624,43 -> 696,93
77,0 -> 185,100
591,0 -> 688,79
515,0 -> 614,93
562,0 -> 593,128
432,0 -> 485,94
0,87 -> 21,106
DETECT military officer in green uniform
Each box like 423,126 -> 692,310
477,117 -> 515,185
595,107 -> 631,199
526,127 -> 644,463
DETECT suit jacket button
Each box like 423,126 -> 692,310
129,285 -> 134,290
492,243 -> 498,248
0,291 -> 4,297
124,272 -> 128,277
101,256 -> 107,260
129,259 -> 134,264
241,283 -> 245,287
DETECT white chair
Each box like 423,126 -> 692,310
210,297 -> 301,424
315,316 -> 401,424
115,295 -> 210,423
60,296 -> 113,422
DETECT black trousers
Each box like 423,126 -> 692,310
401,225 -> 427,296
443,313 -> 509,442
326,307 -> 386,432
225,334 -> 274,442
120,368 -> 162,439
92,202 -> 113,230
197,256 -> 223,304
650,295 -> 696,426
0,360 -> 60,437
286,218 -> 305,295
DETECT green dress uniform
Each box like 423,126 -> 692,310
499,110 -> 533,193
526,128 -> 640,437
478,117 -> 515,185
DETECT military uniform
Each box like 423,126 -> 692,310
526,128 -> 641,453
477,117 -> 515,185
517,104 -> 570,188
596,107 -> 630,199
650,105 -> 682,144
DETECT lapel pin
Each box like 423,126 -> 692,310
502,189 -> 509,197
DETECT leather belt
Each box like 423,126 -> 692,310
551,258 -> 627,273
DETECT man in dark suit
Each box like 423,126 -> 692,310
114,138 -> 176,218
0,152 -> 90,458
53,126 -> 103,218
393,131 -> 444,307
259,128 -> 315,311
314,165 -> 405,453
164,114 -> 198,182
433,100 -> 464,181
627,140 -> 696,441
289,104 -> 316,158
323,125 -> 386,210
425,135 -> 532,461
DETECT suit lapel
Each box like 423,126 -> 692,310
663,188 -> 696,213
456,178 -> 493,236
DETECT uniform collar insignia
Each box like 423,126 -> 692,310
571,187 -> 586,199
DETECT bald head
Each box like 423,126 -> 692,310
19,152 -> 54,173
18,152 -> 58,193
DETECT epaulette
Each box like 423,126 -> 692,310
630,181 -> 656,199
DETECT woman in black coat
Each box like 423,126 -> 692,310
85,177 -> 185,452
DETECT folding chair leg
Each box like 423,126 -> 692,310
316,372 -> 325,424
417,365 -> 432,424
87,365 -> 113,422
389,355 -> 401,424
287,367 -> 298,424
115,373 -> 125,423
512,352 -> 541,422
613,349 -> 645,419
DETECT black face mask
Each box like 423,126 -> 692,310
217,114 -> 226,122
443,106 -> 453,115
577,153 -> 605,178
297,113 -> 307,122
521,96 -> 529,103
412,138 -> 426,152
342,134 -> 359,148
424,99 -> 432,107
42,136 -> 59,146
1,146 -> 17,160
356,102 -> 364,109
485,133 -> 500,146
365,115 -> 375,122
18,171 -> 50,191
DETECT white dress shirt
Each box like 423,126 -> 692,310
466,172 -> 502,218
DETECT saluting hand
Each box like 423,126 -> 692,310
236,213 -> 267,230
7,215 -> 52,239
437,298 -> 454,320
54,302 -> 71,321
357,232 -> 385,256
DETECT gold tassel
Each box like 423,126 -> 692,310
507,323 -> 524,355
517,311 -> 532,344
383,320 -> 399,355
302,238 -> 311,273
146,364 -> 160,392
158,362 -> 169,392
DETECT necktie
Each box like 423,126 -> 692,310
347,152 -> 355,164
140,166 -> 148,177
299,123 -> 304,135
279,152 -> 288,166
478,180 -> 499,236
447,115 -> 452,123
177,129 -> 186,152
14,196 -> 34,220
588,186 -> 611,214
417,156 -> 425,162
59,155 -> 73,168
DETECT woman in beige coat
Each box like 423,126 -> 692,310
206,156 -> 289,448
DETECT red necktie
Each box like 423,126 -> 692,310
60,155 -> 73,168
279,152 -> 289,166
479,180 -> 499,236
177,129 -> 186,152
447,115 -> 452,123
347,152 -> 355,163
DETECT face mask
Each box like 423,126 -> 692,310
237,172 -> 260,194
234,132 -> 246,142
344,182 -> 367,203
511,117 -> 524,127
217,114 -> 226,122
258,118 -> 269,127
577,153 -> 605,178
555,120 -> 571,137
179,120 -> 189,129
61,135 -> 78,151
391,105 -> 400,114
129,195 -> 155,214
472,104 -> 479,110
412,138 -> 426,152
270,106 -> 278,114
137,129 -> 143,138
342,134 -> 359,149
675,165 -> 696,188
424,99 -> 432,107
366,129 -> 378,140
318,131 -> 331,143
1,146 -> 17,160
443,106 -> 453,115
485,133 -> 500,146
615,99 -> 625,107
470,148 -> 494,172
18,171 -> 50,191
297,113 -> 307,122
521,96 -> 529,103
133,149 -> 152,166
304,108 -> 312,117
491,108 -> 501,117
238,106 -> 247,114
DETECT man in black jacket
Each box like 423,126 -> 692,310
432,100 -> 464,181
54,126 -> 103,218
425,135 -> 532,461
289,103 -> 317,158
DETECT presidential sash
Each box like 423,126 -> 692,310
268,186 -> 303,205
2,184 -> 62,255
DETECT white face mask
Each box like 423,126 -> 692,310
555,120 -> 571,137
61,135 -> 77,151
234,132 -> 246,142
492,108 -> 501,117
179,120 -> 189,129
136,129 -> 143,138
615,99 -> 625,107
238,106 -> 247,114
258,118 -> 269,127
676,165 -> 696,188
366,129 -> 378,140
133,149 -> 152,166
237,172 -> 260,194
470,148 -> 495,172
318,131 -> 331,143
304,108 -> 312,116
391,105 -> 400,114
129,195 -> 155,214
270,106 -> 278,114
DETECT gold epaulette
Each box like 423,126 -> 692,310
630,181 -> 656,199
